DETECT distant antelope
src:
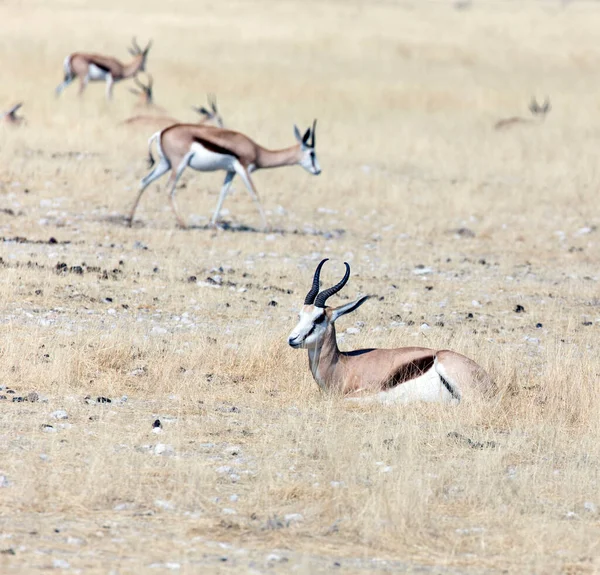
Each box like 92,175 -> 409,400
55,37 -> 152,100
128,74 -> 166,113
288,259 -> 494,404
494,97 -> 551,130
121,94 -> 224,130
2,103 -> 25,126
128,120 -> 320,230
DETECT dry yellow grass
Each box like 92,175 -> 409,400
1,0 -> 600,573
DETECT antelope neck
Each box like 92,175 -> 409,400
307,323 -> 343,392
255,144 -> 300,169
123,56 -> 144,78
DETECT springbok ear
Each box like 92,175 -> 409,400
302,128 -> 310,144
330,296 -> 370,323
294,125 -> 302,143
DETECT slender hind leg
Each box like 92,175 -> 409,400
78,75 -> 89,96
210,171 -> 236,227
166,153 -> 194,229
233,162 -> 268,230
55,77 -> 73,96
105,75 -> 114,100
128,157 -> 171,226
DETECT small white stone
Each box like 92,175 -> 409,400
52,558 -> 70,569
345,327 -> 360,335
216,466 -> 232,474
50,410 -> 68,420
266,553 -> 287,563
154,499 -> 175,510
0,475 -> 10,488
584,502 -> 597,514
151,326 -> 168,335
153,444 -> 174,456
229,494 -> 239,502
284,513 -> 303,524
222,508 -> 237,515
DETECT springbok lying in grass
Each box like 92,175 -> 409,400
55,37 -> 152,100
288,259 -> 494,404
127,74 -> 166,113
121,94 -> 224,130
2,103 -> 25,126
494,97 -> 551,130
128,120 -> 320,230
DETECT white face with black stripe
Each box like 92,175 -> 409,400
299,146 -> 321,175
294,124 -> 321,175
288,305 -> 329,348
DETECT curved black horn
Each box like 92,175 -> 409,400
310,119 -> 317,148
304,258 -> 328,305
314,262 -> 350,308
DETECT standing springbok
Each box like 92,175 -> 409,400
128,120 -> 320,229
55,38 -> 152,100
288,259 -> 494,404
121,94 -> 224,129
494,97 -> 551,130
2,103 -> 25,126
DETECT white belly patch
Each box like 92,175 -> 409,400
188,142 -> 237,172
88,64 -> 109,81
346,366 -> 458,405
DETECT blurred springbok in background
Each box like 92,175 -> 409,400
128,74 -> 166,113
494,97 -> 551,130
288,259 -> 494,404
55,37 -> 152,100
121,94 -> 225,130
2,103 -> 25,126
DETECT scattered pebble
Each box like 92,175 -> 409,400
153,444 -> 174,456
50,410 -> 68,420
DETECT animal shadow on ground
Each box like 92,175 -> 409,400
100,214 -> 345,238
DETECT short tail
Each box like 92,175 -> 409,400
146,130 -> 162,168
62,55 -> 73,82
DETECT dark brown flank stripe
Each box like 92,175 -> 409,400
89,59 -> 111,73
384,355 -> 435,388
192,136 -> 239,159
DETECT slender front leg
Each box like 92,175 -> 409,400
233,162 -> 268,230
166,153 -> 193,229
210,171 -> 236,227
105,75 -> 114,100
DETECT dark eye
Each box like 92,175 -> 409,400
314,314 -> 325,324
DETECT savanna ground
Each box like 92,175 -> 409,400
1,0 -> 600,573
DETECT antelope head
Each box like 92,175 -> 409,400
293,119 -> 321,175
529,97 -> 551,117
128,37 -> 152,71
129,74 -> 154,105
288,259 -> 369,349
192,94 -> 224,127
